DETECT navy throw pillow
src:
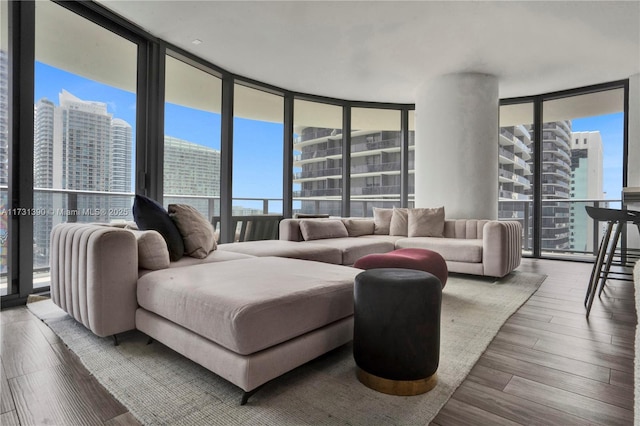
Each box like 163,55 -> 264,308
132,194 -> 184,261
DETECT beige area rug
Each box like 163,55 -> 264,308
28,270 -> 545,425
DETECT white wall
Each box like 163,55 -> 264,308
414,73 -> 499,219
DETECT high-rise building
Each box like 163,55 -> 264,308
540,120 -> 573,251
0,50 -> 7,187
498,125 -> 534,249
163,135 -> 221,217
570,131 -> 604,252
32,91 -> 133,266
293,128 -> 414,216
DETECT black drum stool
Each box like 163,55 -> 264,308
353,268 -> 442,396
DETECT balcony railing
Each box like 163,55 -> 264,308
351,138 -> 400,153
498,198 -> 624,258
294,146 -> 343,162
350,162 -> 401,174
3,184 -> 628,296
294,167 -> 343,179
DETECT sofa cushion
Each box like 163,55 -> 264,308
389,208 -> 409,236
395,237 -> 483,263
342,218 -> 375,237
128,229 -> 170,271
408,207 -> 445,237
137,257 -> 359,355
307,237 -> 395,265
300,219 -> 348,241
132,194 -> 184,261
168,204 -> 217,259
217,240 -> 342,264
373,207 -> 393,235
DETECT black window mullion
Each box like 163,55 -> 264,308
341,105 -> 351,217
9,0 -> 35,302
400,109 -> 409,208
219,76 -> 234,243
283,94 -> 294,218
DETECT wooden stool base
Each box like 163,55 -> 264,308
356,367 -> 437,396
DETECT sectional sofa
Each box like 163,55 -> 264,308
49,223 -> 360,404
48,211 -> 521,403
220,216 -> 522,278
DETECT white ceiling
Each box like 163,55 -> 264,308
97,1 -> 640,104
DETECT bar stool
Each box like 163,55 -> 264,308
584,206 -> 640,317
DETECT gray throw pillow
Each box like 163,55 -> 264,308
408,207 -> 446,237
128,229 -> 170,270
168,204 -> 217,259
389,208 -> 409,236
373,207 -> 394,235
342,218 -> 375,237
300,220 -> 349,241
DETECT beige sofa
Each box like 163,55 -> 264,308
49,215 -> 521,403
219,218 -> 522,278
49,223 -> 360,404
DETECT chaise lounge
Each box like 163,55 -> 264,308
49,223 -> 360,403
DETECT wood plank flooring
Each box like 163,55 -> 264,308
0,258 -> 635,425
433,259 -> 636,425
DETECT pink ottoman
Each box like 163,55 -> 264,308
354,248 -> 448,288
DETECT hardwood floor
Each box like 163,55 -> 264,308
434,259 -> 636,426
0,258 -> 635,425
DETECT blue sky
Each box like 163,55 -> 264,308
571,113 -> 624,200
35,62 -> 284,201
35,62 -> 624,206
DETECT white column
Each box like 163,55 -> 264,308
414,72 -> 499,219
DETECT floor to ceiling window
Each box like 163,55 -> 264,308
0,0 -> 8,296
293,100 -> 343,216
163,54 -> 222,233
33,0 -> 137,290
541,88 -> 624,258
232,84 -> 283,220
499,85 -> 625,259
350,107 -> 401,216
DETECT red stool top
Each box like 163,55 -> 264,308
354,248 -> 448,288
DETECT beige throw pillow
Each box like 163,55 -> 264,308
389,208 -> 409,236
342,218 -> 375,237
373,207 -> 393,235
168,204 -> 217,259
128,229 -> 170,270
408,207 -> 446,237
300,220 -> 349,241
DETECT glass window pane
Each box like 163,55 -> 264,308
293,100 -> 343,216
542,89 -> 624,257
0,0 -> 8,295
499,103 -> 534,254
34,0 -> 137,291
233,84 -> 283,231
163,55 -> 221,238
350,108 -> 401,217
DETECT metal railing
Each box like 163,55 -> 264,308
2,185 -> 629,296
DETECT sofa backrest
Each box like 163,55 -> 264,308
443,219 -> 490,239
281,217 -> 491,241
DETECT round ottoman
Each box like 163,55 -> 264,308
353,248 -> 448,288
353,268 -> 442,396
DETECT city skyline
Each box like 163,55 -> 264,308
33,61 -> 625,204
